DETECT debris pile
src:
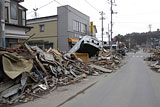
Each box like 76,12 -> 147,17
145,48 -> 160,72
89,49 -> 124,70
0,45 -> 110,105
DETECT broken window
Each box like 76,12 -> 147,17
44,43 -> 54,49
6,38 -> 18,48
5,7 -> 9,23
40,25 -> 45,32
11,2 -> 18,20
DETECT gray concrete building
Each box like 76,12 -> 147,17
27,5 -> 91,52
57,5 -> 90,52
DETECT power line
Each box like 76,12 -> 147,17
83,0 -> 99,13
27,0 -> 55,14
27,0 -> 98,22
54,0 -> 89,22
53,0 -> 62,6
39,0 -> 55,10
114,21 -> 148,24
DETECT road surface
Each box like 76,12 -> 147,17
61,50 -> 160,107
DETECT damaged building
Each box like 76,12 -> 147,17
4,0 -> 32,48
27,5 -> 92,52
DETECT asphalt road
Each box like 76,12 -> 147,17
61,50 -> 160,107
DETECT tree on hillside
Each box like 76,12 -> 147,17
114,30 -> 160,48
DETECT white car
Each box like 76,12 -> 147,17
69,36 -> 102,57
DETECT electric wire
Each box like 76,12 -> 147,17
54,0 -> 89,21
83,0 -> 99,13
26,0 -> 104,23
27,0 -> 55,14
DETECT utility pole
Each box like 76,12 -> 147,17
110,0 -> 113,46
0,0 -> 5,48
108,0 -> 117,49
148,24 -> 152,32
100,11 -> 105,45
108,24 -> 110,46
129,38 -> 131,51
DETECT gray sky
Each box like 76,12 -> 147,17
21,0 -> 160,40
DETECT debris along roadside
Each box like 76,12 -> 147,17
144,48 -> 160,72
0,38 -> 124,106
89,49 -> 124,71
0,45 -> 94,105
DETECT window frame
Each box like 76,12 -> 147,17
73,20 -> 77,31
40,24 -> 45,32
22,10 -> 26,26
5,7 -> 9,22
10,1 -> 18,20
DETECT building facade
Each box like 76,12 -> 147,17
27,5 -> 90,52
4,0 -> 31,48
57,5 -> 90,52
27,16 -> 58,49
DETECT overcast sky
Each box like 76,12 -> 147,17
21,0 -> 160,40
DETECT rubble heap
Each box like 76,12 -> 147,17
144,48 -> 160,72
0,45 -> 112,105
89,49 -> 124,70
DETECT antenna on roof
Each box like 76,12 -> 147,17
33,8 -> 38,18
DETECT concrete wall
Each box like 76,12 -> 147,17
57,6 -> 69,52
57,5 -> 90,52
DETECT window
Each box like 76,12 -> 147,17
5,7 -> 9,22
73,20 -> 77,31
76,21 -> 79,32
11,2 -> 18,19
73,20 -> 87,34
22,11 -> 26,26
18,9 -> 26,26
81,24 -> 85,33
78,22 -> 81,32
45,43 -> 53,49
6,38 -> 18,48
84,24 -> 87,33
40,25 -> 45,32
80,23 -> 83,32
81,23 -> 87,33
